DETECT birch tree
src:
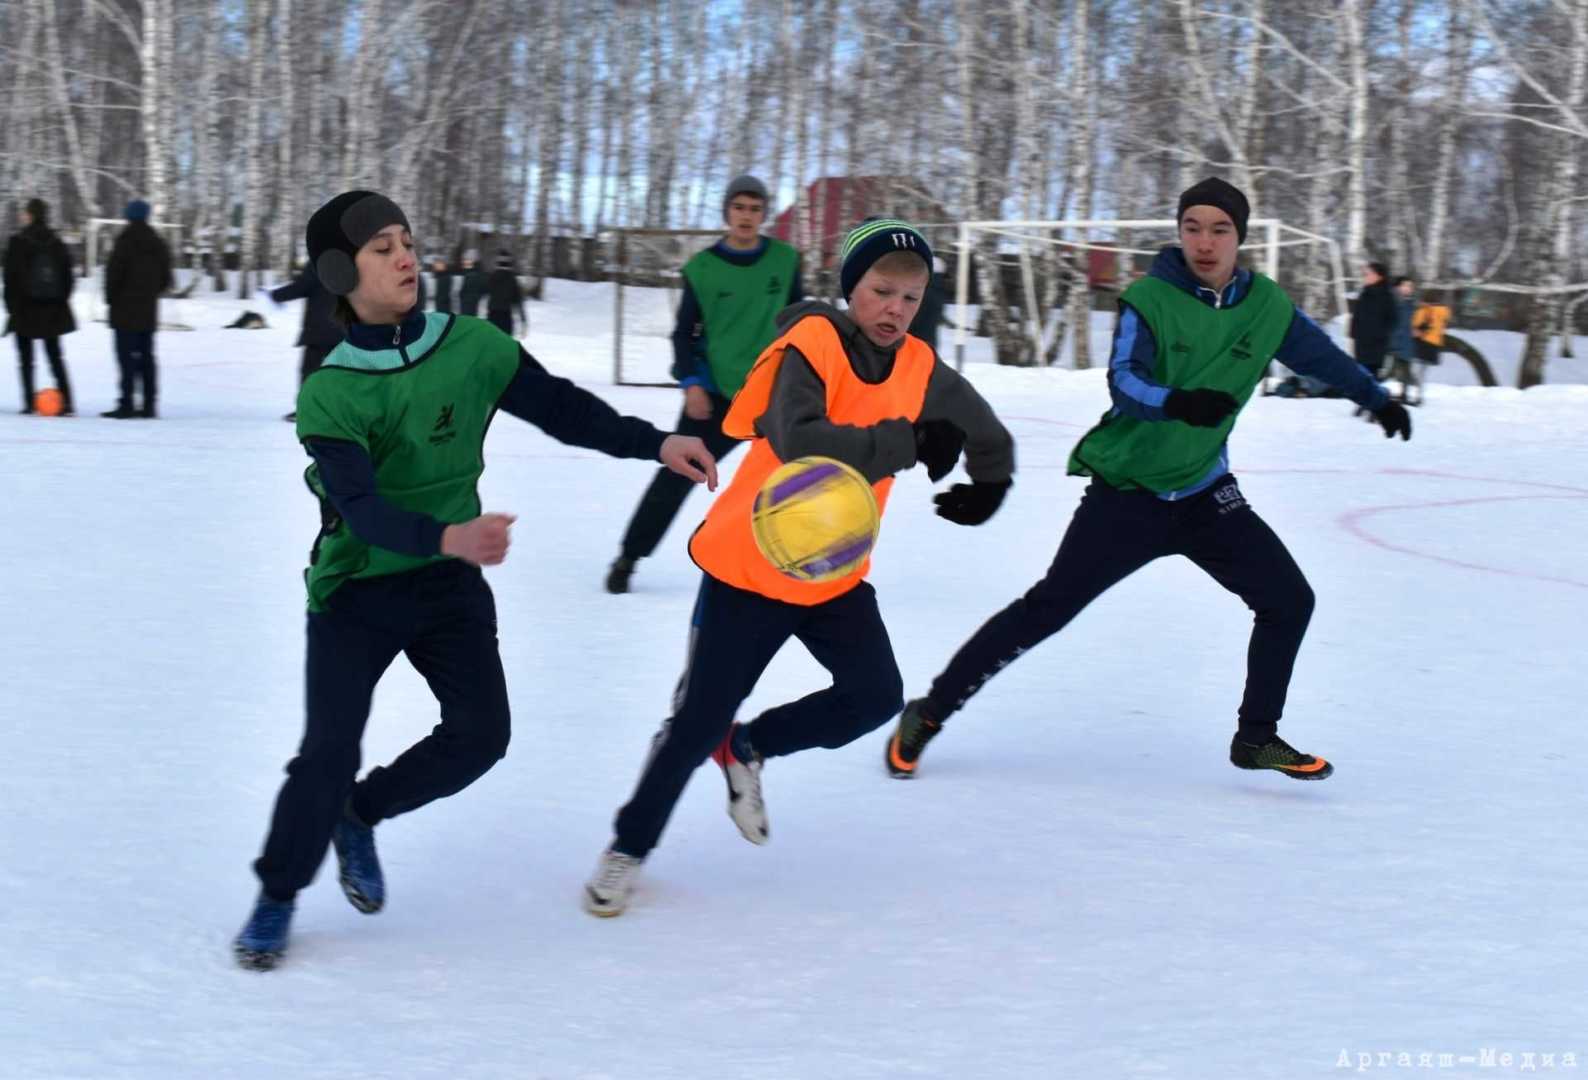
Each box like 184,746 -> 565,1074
237,0 -> 272,296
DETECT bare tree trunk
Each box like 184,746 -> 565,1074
43,0 -> 94,219
141,0 -> 167,215
277,0 -> 298,272
1422,4 -> 1472,281
1063,0 -> 1095,370
567,16 -> 595,240
1521,0 -> 1588,387
532,0 -> 565,277
342,0 -> 386,189
1343,0 -> 1369,265
237,0 -> 271,297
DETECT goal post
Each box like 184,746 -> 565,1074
606,227 -> 724,387
951,217 -> 1349,372
84,217 -> 184,276
80,217 -> 192,329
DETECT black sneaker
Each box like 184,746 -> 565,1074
605,556 -> 636,594
1230,734 -> 1333,780
885,699 -> 942,779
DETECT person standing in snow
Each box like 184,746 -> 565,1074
101,199 -> 174,419
3,198 -> 76,415
233,190 -> 718,970
602,174 -> 805,595
582,218 -> 1014,918
883,178 -> 1411,784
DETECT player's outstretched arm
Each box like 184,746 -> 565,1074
498,347 -> 669,461
660,435 -> 718,490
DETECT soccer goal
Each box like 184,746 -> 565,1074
951,218 -> 1349,374
606,227 -> 724,386
80,218 -> 192,330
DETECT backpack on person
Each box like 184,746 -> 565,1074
27,245 -> 67,302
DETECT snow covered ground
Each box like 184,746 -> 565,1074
3,277 -> 1585,1079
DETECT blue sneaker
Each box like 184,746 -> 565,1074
234,893 -> 295,970
331,803 -> 385,913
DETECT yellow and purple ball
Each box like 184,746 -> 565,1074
751,456 -> 880,583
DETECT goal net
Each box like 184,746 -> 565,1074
951,217 -> 1349,380
606,228 -> 724,386
82,217 -> 193,330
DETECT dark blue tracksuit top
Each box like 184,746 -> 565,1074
1108,247 -> 1390,500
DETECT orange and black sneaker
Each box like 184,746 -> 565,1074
885,699 -> 943,779
1230,734 -> 1334,780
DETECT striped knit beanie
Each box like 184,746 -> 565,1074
839,218 -> 933,301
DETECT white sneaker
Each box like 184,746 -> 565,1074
583,848 -> 643,917
713,728 -> 769,845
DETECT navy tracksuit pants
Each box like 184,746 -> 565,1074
923,476 -> 1315,743
613,574 -> 905,858
113,330 -> 156,410
253,561 -> 510,901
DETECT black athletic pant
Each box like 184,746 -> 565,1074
613,575 -> 904,858
253,561 -> 510,901
618,393 -> 741,561
113,330 -> 156,410
923,476 -> 1314,744
15,335 -> 72,411
487,310 -> 513,336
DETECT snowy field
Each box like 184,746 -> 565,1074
3,277 -> 1586,1079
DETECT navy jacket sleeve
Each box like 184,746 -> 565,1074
1106,303 -> 1173,421
788,259 -> 805,305
272,266 -> 314,304
499,347 -> 667,460
669,279 -> 714,390
305,438 -> 447,557
1275,311 -> 1390,411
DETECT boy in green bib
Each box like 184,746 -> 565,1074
604,174 -> 804,594
885,178 -> 1412,783
233,191 -> 717,970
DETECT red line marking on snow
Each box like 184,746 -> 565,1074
1278,467 -> 1588,590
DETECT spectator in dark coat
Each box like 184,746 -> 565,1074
270,261 -> 343,421
458,250 -> 486,316
485,250 -> 525,337
1349,261 -> 1396,378
431,257 -> 453,313
3,198 -> 76,415
102,199 -> 174,419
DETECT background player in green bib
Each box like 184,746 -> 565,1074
233,191 -> 717,970
604,174 -> 803,593
884,177 -> 1412,784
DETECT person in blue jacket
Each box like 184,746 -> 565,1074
884,177 -> 1412,784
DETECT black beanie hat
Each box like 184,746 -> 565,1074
1177,177 -> 1250,244
839,217 -> 933,301
305,191 -> 411,296
24,198 -> 48,225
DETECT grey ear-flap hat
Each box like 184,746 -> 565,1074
305,191 -> 411,296
722,174 -> 769,220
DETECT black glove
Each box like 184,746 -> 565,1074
1163,388 -> 1239,428
913,418 -> 966,483
933,479 -> 1011,526
1373,400 -> 1412,441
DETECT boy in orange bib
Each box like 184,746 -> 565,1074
584,219 -> 1016,916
